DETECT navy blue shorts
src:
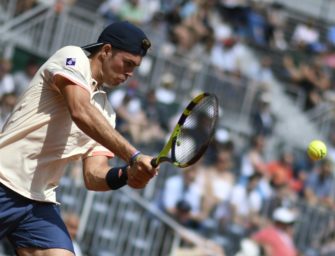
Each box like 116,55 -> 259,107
0,183 -> 74,253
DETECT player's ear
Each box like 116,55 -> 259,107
101,44 -> 112,58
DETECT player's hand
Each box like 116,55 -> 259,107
127,154 -> 158,189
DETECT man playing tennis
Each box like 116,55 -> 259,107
0,21 -> 158,256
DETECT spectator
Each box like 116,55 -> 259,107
63,212 -> 83,256
291,20 -> 322,53
0,59 -> 14,99
213,21 -> 234,49
162,165 -> 204,230
141,88 -> 170,132
155,73 -> 180,123
266,3 -> 288,50
317,219 -> 335,256
251,93 -> 275,137
99,0 -> 159,25
155,72 -> 177,105
304,159 -> 335,208
53,0 -> 77,13
240,134 -> 268,178
198,148 -> 236,220
261,182 -> 298,221
283,55 -> 331,110
217,0 -> 248,35
98,0 -> 123,23
113,88 -> 165,146
327,131 -> 335,163
13,59 -> 40,96
108,79 -> 164,146
175,226 -> 226,256
109,85 -> 143,142
266,149 -> 302,193
203,128 -> 235,166
251,207 -> 298,256
236,238 -> 260,256
240,134 -> 272,201
118,0 -> 146,25
327,24 -> 335,49
223,172 -> 263,235
292,151 -> 315,196
210,34 -> 256,79
247,2 -> 269,46
14,0 -> 37,16
169,1 -> 212,55
249,56 -> 274,87
0,93 -> 17,130
210,35 -> 240,76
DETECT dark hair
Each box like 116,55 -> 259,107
176,200 -> 191,213
248,172 -> 262,182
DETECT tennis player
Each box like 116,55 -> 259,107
0,21 -> 158,256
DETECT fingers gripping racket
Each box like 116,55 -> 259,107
151,92 -> 219,168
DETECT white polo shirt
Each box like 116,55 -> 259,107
162,175 -> 202,215
0,46 -> 115,203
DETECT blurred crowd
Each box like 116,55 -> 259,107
94,0 -> 335,115
1,0 -> 335,255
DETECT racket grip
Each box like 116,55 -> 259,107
151,158 -> 158,168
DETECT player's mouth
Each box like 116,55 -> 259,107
112,78 -> 123,85
117,77 -> 126,83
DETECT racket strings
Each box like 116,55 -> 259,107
174,95 -> 218,164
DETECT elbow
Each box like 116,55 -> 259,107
83,169 -> 109,192
83,169 -> 98,191
84,182 -> 93,191
83,175 -> 94,191
85,185 -> 96,191
69,108 -> 86,125
84,178 -> 103,191
67,99 -> 91,125
69,106 -> 93,133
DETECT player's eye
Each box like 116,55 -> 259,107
124,61 -> 133,67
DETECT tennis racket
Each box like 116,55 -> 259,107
151,92 -> 219,168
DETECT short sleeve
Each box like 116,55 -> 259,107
250,192 -> 262,212
252,229 -> 268,243
46,46 -> 92,92
83,145 -> 114,159
163,177 -> 181,209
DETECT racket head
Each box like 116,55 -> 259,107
152,92 -> 219,168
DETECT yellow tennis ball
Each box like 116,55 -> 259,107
307,140 -> 327,161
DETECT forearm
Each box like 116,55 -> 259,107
73,103 -> 137,162
56,78 -> 138,163
83,153 -> 155,191
83,160 -> 129,191
190,212 -> 205,221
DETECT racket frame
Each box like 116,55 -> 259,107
151,92 -> 218,168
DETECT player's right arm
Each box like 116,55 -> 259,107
55,75 -> 155,177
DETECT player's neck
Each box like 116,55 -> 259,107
89,57 -> 104,89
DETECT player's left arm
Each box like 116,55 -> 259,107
82,155 -> 156,191
82,155 -> 111,191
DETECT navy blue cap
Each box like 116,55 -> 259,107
82,21 -> 151,56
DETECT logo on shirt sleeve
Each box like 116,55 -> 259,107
66,58 -> 76,66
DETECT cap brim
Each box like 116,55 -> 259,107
81,42 -> 104,53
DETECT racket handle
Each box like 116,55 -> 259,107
151,158 -> 158,168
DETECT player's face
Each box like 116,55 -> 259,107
102,47 -> 142,87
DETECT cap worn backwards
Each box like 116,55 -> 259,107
82,21 -> 151,56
